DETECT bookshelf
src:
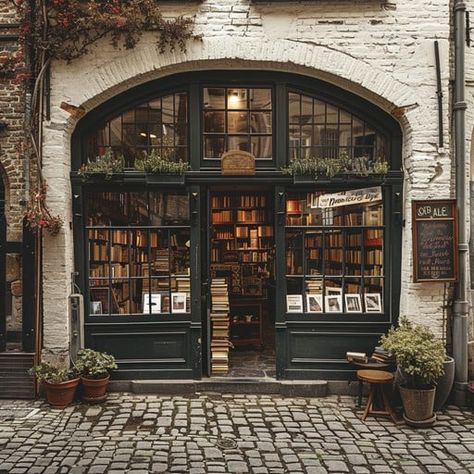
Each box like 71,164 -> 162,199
286,191 -> 384,314
210,193 -> 274,298
88,227 -> 191,315
229,301 -> 263,350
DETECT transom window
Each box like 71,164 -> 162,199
203,87 -> 273,160
288,92 -> 388,168
86,92 -> 188,168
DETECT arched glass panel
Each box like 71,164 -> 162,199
85,91 -> 188,168
288,92 -> 388,169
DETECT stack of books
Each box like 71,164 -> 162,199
177,276 -> 191,312
210,278 -> 230,375
371,346 -> 395,364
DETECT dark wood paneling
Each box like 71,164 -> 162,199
85,322 -> 196,379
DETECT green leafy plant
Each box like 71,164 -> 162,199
29,362 -> 76,384
78,150 -> 125,179
282,152 -> 389,178
134,149 -> 189,175
74,349 -> 117,379
380,317 -> 445,389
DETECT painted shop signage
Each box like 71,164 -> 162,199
221,150 -> 256,175
314,186 -> 382,209
412,200 -> 458,282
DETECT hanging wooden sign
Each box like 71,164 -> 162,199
221,150 -> 256,175
412,200 -> 458,282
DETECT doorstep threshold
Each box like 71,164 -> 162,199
109,378 -> 328,397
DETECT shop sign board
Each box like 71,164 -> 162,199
221,150 -> 256,175
412,200 -> 458,282
314,186 -> 382,209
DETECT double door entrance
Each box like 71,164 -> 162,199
202,187 -> 276,378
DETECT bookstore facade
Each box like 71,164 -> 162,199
71,71 -> 403,381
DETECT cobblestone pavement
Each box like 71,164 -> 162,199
0,393 -> 473,474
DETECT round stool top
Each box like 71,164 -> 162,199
357,369 -> 394,383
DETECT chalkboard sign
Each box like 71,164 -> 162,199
412,200 -> 457,282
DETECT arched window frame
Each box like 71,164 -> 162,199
73,71 -> 402,175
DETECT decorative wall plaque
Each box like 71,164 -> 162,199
221,150 -> 256,175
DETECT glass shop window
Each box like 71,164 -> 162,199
285,188 -> 384,315
203,87 -> 273,160
86,192 -> 191,317
288,92 -> 388,169
85,92 -> 189,169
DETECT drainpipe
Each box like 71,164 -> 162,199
453,0 -> 469,405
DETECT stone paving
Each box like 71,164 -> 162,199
0,393 -> 473,474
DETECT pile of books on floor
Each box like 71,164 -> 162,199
346,351 -> 368,364
210,278 -> 230,375
371,346 -> 396,364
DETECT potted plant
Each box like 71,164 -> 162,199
78,150 -> 125,180
282,153 -> 389,182
134,148 -> 189,184
75,349 -> 117,403
380,317 -> 445,426
30,362 -> 80,408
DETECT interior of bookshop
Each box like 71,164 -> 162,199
86,187 -> 384,378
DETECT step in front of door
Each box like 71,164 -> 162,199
0,353 -> 35,399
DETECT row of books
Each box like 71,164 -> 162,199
211,195 -> 267,208
210,278 -> 230,375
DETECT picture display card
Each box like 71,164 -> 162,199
325,295 -> 342,313
364,293 -> 382,313
286,295 -> 303,313
143,293 -> 161,314
171,292 -> 187,313
306,294 -> 323,313
344,294 -> 362,313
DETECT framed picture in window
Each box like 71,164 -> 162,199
286,295 -> 303,313
325,295 -> 342,313
364,293 -> 382,313
171,292 -> 187,313
344,294 -> 362,313
142,293 -> 161,314
306,294 -> 323,313
90,301 -> 103,315
326,286 -> 342,296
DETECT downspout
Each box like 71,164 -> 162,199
453,0 -> 469,405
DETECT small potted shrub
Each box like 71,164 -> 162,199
75,349 -> 117,403
30,362 -> 80,408
380,317 -> 445,426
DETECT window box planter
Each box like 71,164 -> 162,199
145,173 -> 186,185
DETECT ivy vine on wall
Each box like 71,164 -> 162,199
1,0 -> 197,234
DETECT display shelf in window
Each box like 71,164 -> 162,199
285,189 -> 384,315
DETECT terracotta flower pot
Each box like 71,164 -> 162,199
81,375 -> 110,403
44,378 -> 80,409
399,385 -> 436,422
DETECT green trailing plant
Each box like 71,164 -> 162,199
134,149 -> 190,175
78,150 -> 125,179
74,349 -> 117,379
380,317 -> 445,389
282,152 -> 389,178
29,362 -> 76,384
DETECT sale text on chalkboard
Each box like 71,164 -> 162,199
412,200 -> 458,282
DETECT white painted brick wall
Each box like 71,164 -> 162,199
42,0 -> 462,352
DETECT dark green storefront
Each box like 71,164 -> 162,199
71,71 -> 403,381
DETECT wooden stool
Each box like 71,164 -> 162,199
357,369 -> 397,423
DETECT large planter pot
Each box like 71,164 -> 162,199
44,378 -> 80,409
399,385 -> 436,422
81,375 -> 110,403
434,356 -> 455,411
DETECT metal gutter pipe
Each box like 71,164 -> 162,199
453,0 -> 469,405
